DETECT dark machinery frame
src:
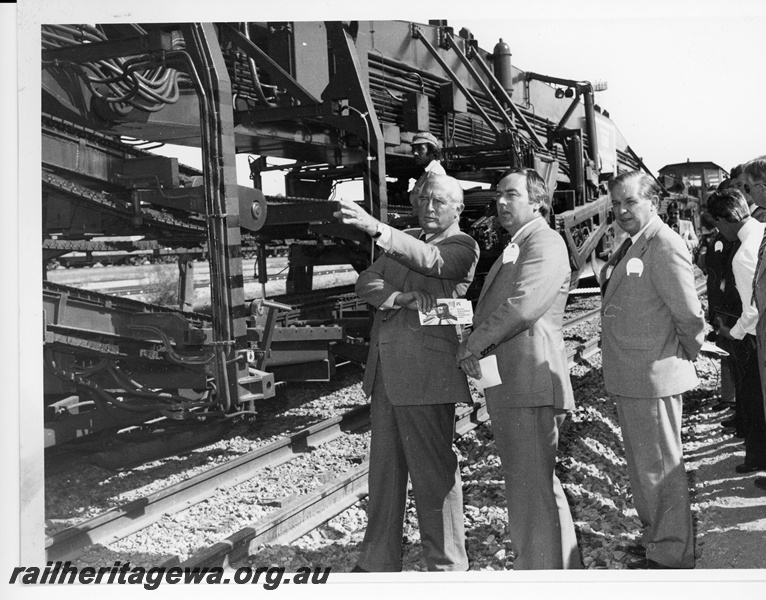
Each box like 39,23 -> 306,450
40,20 -> 647,445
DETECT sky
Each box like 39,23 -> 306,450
458,10 -> 766,175
18,0 -> 766,191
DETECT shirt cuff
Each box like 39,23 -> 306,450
729,322 -> 747,340
374,223 -> 393,250
380,292 -> 401,310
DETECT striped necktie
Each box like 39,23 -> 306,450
753,227 -> 766,310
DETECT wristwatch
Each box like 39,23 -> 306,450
372,222 -> 383,239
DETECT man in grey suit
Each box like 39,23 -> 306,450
600,171 -> 705,569
334,174 -> 479,571
457,168 -> 581,570
743,157 -> 766,492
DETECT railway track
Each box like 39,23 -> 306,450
45,281 -> 707,566
46,324 -> 602,565
168,337 -> 601,570
45,405 -> 371,562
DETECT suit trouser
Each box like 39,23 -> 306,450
721,356 -> 737,403
485,400 -> 581,570
718,339 -> 745,434
356,370 -> 468,572
728,335 -> 766,465
615,395 -> 695,568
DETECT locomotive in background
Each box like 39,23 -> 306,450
41,20 -> 651,445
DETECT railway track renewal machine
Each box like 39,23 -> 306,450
40,20 -> 650,445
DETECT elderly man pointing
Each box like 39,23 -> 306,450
335,174 -> 479,572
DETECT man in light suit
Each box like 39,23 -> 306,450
457,168 -> 581,570
335,174 -> 479,571
600,171 -> 705,569
666,200 -> 699,255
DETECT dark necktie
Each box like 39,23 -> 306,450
753,228 -> 766,310
603,238 -> 633,295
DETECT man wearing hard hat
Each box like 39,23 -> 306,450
409,131 -> 446,208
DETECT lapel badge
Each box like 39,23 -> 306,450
626,257 -> 644,277
503,242 -> 520,264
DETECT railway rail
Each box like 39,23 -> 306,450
45,320 -> 602,565
44,280 -> 708,565
45,405 -> 371,562
164,337 -> 601,571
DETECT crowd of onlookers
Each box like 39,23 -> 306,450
334,132 -> 766,572
696,158 -> 766,484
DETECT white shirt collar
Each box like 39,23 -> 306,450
737,217 -> 760,243
630,214 -> 662,244
511,216 -> 544,243
424,160 -> 442,174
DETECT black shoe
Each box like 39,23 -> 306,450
721,417 -> 737,427
624,556 -> 690,570
350,565 -> 368,573
754,477 -> 766,491
735,462 -> 766,474
620,543 -> 646,558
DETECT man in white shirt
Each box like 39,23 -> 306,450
741,157 -> 766,491
408,131 -> 446,208
707,188 -> 766,473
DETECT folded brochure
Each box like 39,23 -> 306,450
474,355 -> 502,394
418,298 -> 473,326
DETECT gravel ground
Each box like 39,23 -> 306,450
237,351 -> 766,573
45,272 -> 766,575
45,367 -> 370,537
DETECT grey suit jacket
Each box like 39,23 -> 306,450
599,216 -> 705,398
356,222 -> 479,405
673,219 -> 699,251
466,218 -> 574,409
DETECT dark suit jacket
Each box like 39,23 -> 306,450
599,216 -> 705,398
466,218 -> 574,409
356,222 -> 479,405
